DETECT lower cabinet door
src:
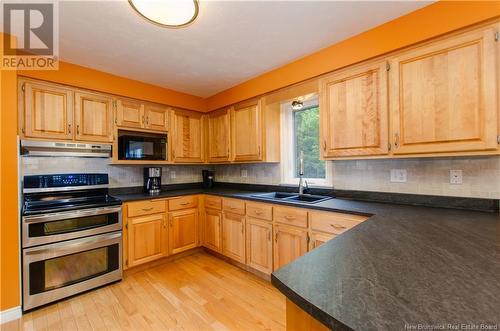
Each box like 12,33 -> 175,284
273,224 -> 308,270
310,232 -> 335,251
203,208 -> 222,252
169,208 -> 198,255
128,213 -> 168,267
222,212 -> 246,264
246,217 -> 273,274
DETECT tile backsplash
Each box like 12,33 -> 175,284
20,155 -> 500,199
20,157 -> 211,188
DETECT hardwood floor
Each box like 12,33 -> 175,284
2,252 -> 285,331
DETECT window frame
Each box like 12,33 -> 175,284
280,97 -> 332,188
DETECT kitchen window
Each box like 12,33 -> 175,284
281,97 -> 332,187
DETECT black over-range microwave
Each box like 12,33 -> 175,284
118,130 -> 167,161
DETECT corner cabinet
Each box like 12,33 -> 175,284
319,60 -> 389,158
21,81 -> 74,140
74,92 -> 114,142
389,26 -> 499,155
207,108 -> 231,162
171,108 -> 205,163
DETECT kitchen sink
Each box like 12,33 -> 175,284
284,194 -> 332,203
251,192 -> 298,200
251,192 -> 332,204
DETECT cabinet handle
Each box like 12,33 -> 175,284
275,232 -> 279,243
284,215 -> 296,220
146,117 -> 149,125
306,233 -> 310,245
323,139 -> 327,151
142,207 -> 153,211
180,202 -> 190,206
394,133 -> 400,149
330,224 -> 346,230
142,115 -> 145,124
255,210 -> 262,214
68,124 -> 71,134
268,230 -> 271,241
76,125 -> 80,135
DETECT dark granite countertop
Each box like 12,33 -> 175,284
110,183 -> 500,331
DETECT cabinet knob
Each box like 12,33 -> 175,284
394,133 -> 400,148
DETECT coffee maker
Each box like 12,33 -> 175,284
144,167 -> 161,194
202,170 -> 215,188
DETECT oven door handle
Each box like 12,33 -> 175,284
24,231 -> 122,259
23,206 -> 122,224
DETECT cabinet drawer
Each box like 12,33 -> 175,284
169,195 -> 198,211
274,206 -> 308,228
205,196 -> 222,210
310,211 -> 368,235
246,202 -> 272,221
127,200 -> 166,217
223,198 -> 245,215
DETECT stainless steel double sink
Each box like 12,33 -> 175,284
250,192 -> 332,204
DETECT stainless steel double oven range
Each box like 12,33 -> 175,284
21,173 -> 123,311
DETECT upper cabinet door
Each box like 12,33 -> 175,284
231,100 -> 263,162
116,99 -> 144,129
208,108 -> 231,162
145,104 -> 169,132
23,81 -> 73,140
171,109 -> 205,163
320,60 -> 389,158
389,27 -> 498,155
74,92 -> 113,142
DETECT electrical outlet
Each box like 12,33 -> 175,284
450,170 -> 463,184
390,169 -> 407,183
170,171 -> 176,179
241,169 -> 248,178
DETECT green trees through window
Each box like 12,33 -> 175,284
293,106 -> 325,179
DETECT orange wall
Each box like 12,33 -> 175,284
206,1 -> 500,110
0,33 -> 21,311
19,61 -> 207,112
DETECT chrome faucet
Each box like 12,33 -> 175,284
298,151 -> 308,195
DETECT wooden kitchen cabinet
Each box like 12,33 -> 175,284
320,60 -> 389,158
127,212 -> 168,267
202,207 -> 222,252
208,108 -> 231,162
168,208 -> 199,255
231,99 -> 263,162
144,103 -> 169,132
246,217 -> 273,274
222,211 -> 246,263
310,232 -> 334,250
273,224 -> 308,270
21,81 -> 74,140
389,26 -> 498,155
116,98 -> 144,129
74,92 -> 113,142
171,109 -> 205,163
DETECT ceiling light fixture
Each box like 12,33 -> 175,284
129,0 -> 199,28
291,100 -> 304,111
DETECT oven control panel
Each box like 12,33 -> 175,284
24,173 -> 109,189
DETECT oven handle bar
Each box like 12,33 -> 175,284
24,231 -> 122,257
23,206 -> 123,224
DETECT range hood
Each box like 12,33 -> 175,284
21,140 -> 112,158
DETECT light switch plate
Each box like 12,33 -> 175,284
450,170 -> 463,184
241,169 -> 248,178
170,171 -> 176,179
390,169 -> 407,183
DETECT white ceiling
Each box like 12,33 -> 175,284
8,1 -> 434,97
